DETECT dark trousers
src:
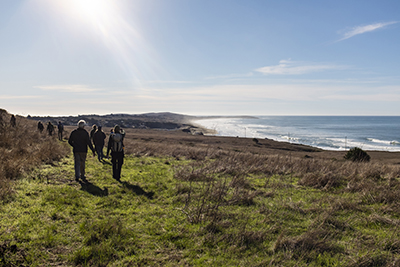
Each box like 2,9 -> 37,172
111,151 -> 124,180
95,145 -> 104,161
73,152 -> 87,179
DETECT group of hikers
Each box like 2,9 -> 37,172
37,121 -> 64,141
68,120 -> 125,182
12,114 -> 125,183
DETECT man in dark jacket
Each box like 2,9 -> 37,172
57,121 -> 64,141
68,120 -> 95,182
37,121 -> 44,133
106,125 -> 125,181
93,126 -> 106,161
10,115 -> 16,127
46,122 -> 54,136
90,124 -> 97,146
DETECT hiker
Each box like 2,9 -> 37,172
90,124 -> 97,145
57,121 -> 64,141
37,121 -> 44,133
46,122 -> 54,136
10,115 -> 16,127
93,126 -> 106,161
68,120 -> 96,182
106,125 -> 125,181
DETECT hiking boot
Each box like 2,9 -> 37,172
75,177 -> 79,182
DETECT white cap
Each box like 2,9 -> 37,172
78,120 -> 86,128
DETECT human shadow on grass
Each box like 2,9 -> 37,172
79,179 -> 109,197
120,181 -> 154,199
101,160 -> 112,165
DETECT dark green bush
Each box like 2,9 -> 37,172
344,147 -> 370,162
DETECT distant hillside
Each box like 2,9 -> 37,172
28,112 -> 257,132
28,112 -> 196,130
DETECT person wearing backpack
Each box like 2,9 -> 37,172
68,120 -> 96,182
106,125 -> 125,181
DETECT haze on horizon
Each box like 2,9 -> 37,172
1,0 -> 399,117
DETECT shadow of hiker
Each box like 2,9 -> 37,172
79,180 -> 108,197
121,181 -> 154,199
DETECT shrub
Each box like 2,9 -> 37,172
344,147 -> 370,162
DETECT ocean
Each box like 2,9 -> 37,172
194,116 -> 400,152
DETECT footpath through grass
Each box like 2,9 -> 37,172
1,151 -> 400,266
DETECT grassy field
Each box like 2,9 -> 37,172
2,111 -> 400,266
2,145 -> 400,266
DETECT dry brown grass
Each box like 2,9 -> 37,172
121,129 -> 400,184
0,109 -> 69,201
140,138 -> 400,191
117,128 -> 400,239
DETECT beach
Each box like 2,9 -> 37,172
193,116 -> 400,152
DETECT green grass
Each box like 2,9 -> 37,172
1,152 -> 400,266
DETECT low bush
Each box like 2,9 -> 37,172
344,147 -> 371,162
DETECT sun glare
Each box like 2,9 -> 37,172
67,0 -> 115,25
72,0 -> 110,20
45,0 -> 161,85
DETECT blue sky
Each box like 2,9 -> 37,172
1,0 -> 400,116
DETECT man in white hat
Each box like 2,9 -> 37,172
68,120 -> 96,182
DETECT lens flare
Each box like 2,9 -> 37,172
43,0 -> 162,86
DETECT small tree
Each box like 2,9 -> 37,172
344,147 -> 370,162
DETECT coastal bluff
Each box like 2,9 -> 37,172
29,112 -> 257,135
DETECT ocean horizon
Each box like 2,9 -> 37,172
194,116 -> 400,152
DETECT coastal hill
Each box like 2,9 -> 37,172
29,112 -> 257,134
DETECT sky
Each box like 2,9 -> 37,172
1,0 -> 400,116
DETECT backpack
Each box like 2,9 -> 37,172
111,133 -> 124,152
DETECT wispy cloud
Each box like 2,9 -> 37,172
255,60 -> 345,75
0,95 -> 41,99
34,84 -> 101,93
206,72 -> 254,80
144,80 -> 193,84
337,21 -> 398,42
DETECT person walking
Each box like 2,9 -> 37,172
10,115 -> 16,127
46,122 -> 54,136
93,126 -> 106,161
57,121 -> 64,141
68,120 -> 96,182
90,124 -> 97,145
106,125 -> 125,181
37,121 -> 44,133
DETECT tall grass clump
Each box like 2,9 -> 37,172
0,109 -> 69,201
344,147 -> 371,162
